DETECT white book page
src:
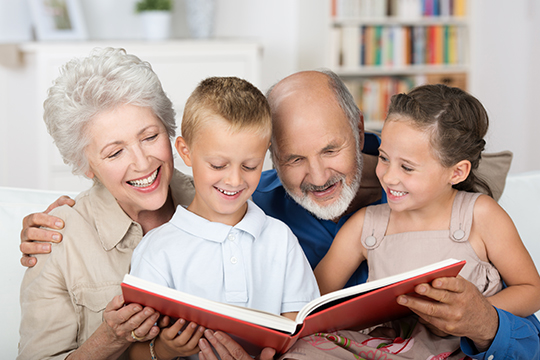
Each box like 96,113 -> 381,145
296,258 -> 460,322
123,274 -> 298,333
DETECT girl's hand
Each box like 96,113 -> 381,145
154,319 -> 205,358
102,295 -> 160,344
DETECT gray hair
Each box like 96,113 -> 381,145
43,47 -> 176,177
316,69 -> 362,145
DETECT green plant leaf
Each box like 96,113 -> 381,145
135,0 -> 172,12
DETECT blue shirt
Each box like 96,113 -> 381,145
461,309 -> 540,359
130,200 -> 320,315
252,132 -> 385,288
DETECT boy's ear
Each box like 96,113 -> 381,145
450,160 -> 471,185
175,137 -> 192,167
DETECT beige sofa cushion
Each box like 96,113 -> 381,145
477,150 -> 513,201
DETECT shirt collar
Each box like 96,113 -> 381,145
87,169 -> 195,251
88,182 -> 137,251
169,200 -> 265,243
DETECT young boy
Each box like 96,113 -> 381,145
129,77 -> 320,359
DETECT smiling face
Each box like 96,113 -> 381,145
84,104 -> 174,220
270,72 -> 363,221
376,117 -> 455,214
176,116 -> 270,226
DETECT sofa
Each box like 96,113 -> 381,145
2,170 -> 540,359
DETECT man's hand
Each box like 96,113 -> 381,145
198,330 -> 276,360
397,276 -> 499,351
20,195 -> 75,267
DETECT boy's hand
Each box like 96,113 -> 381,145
20,195 -> 75,267
154,319 -> 205,358
199,330 -> 276,360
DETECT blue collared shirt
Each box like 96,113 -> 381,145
461,309 -> 540,359
130,200 -> 320,315
252,132 -> 385,288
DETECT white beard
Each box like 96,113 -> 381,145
281,146 -> 363,220
286,173 -> 361,220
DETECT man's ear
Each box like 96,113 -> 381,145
450,160 -> 471,185
175,136 -> 192,167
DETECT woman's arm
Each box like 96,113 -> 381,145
19,247 -> 159,360
314,208 -> 368,295
473,195 -> 540,317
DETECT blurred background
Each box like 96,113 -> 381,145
0,0 -> 539,192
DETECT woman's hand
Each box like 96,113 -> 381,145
152,318 -> 205,358
67,295 -> 160,359
103,295 -> 160,344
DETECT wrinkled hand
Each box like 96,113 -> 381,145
103,295 -> 160,344
153,318 -> 205,358
199,330 -> 276,360
20,195 -> 75,267
397,276 -> 498,351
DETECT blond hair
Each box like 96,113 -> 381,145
181,77 -> 271,145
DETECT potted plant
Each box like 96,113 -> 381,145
135,0 -> 173,40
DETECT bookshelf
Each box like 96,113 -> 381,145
299,0 -> 470,131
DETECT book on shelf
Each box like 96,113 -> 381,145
121,258 -> 465,355
333,23 -> 465,68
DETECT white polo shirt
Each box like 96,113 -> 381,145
130,200 -> 320,315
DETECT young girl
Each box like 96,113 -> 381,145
309,84 -> 540,359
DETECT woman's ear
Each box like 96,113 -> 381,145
175,136 -> 192,167
450,160 -> 471,185
84,169 -> 95,179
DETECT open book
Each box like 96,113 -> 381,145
121,258 -> 465,354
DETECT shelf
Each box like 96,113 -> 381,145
332,17 -> 468,27
336,65 -> 468,77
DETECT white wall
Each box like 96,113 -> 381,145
469,0 -> 540,173
77,0 -> 299,91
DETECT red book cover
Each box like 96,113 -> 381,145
122,259 -> 465,355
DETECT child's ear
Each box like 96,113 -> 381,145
450,160 -> 471,185
175,137 -> 192,167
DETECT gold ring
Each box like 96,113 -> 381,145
131,330 -> 145,342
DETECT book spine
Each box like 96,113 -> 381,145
374,25 -> 383,66
454,0 -> 466,17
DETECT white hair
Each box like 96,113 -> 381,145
43,47 -> 176,177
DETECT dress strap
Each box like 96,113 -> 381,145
449,191 -> 482,243
361,204 -> 390,250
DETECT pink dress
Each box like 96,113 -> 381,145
281,191 -> 503,360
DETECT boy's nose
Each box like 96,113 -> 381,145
224,167 -> 242,186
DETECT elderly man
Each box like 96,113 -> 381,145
21,70 -> 540,359
253,69 -> 384,288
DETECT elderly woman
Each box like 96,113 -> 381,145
17,48 -> 196,359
